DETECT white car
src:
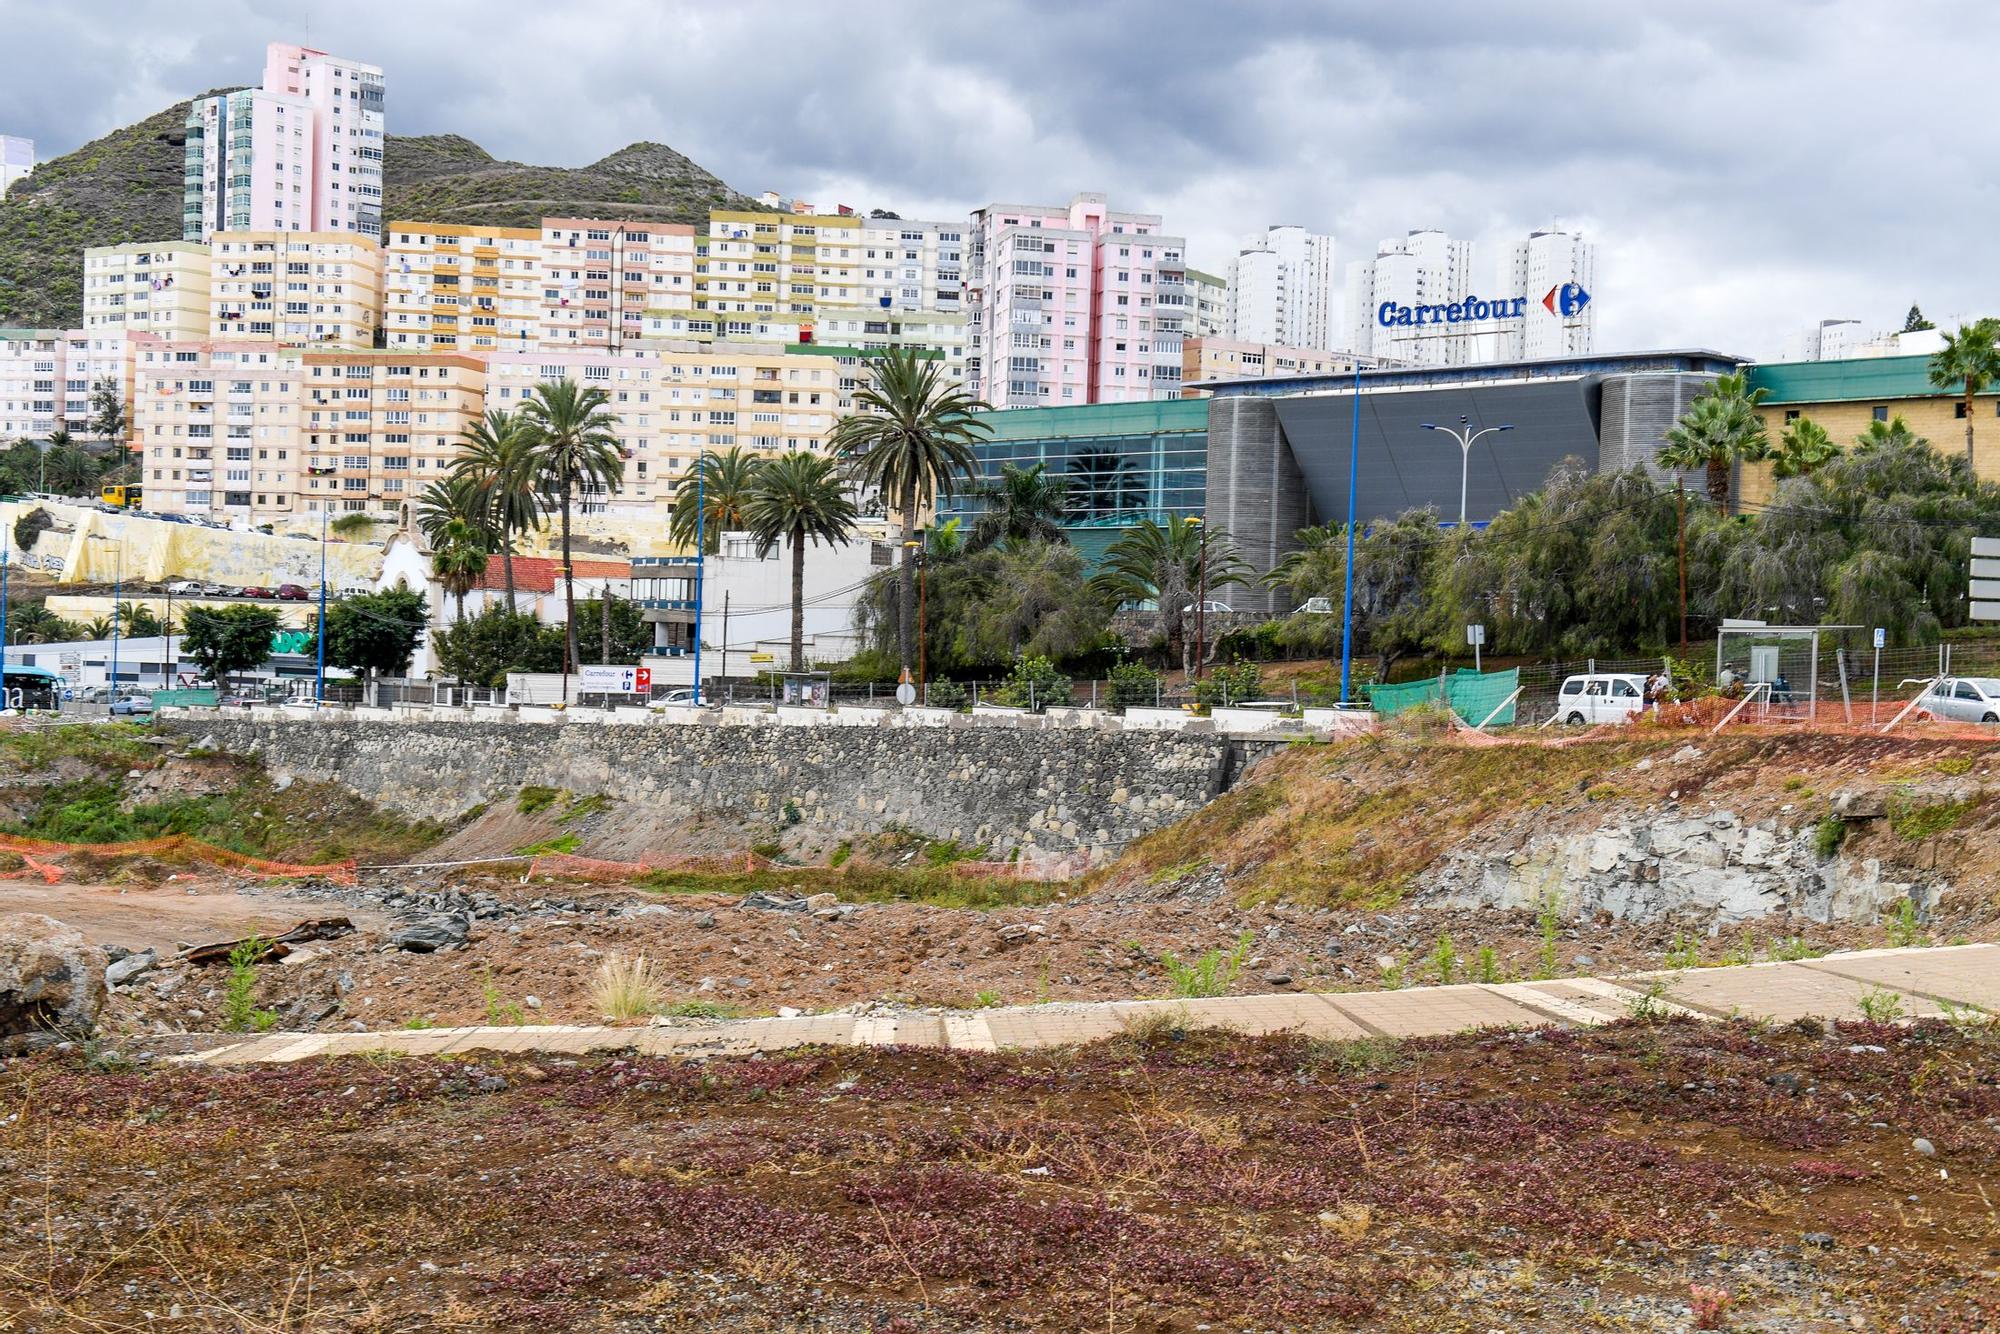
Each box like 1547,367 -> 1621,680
1555,673 -> 1650,725
163,580 -> 203,596
646,688 -> 700,710
1921,677 -> 2000,724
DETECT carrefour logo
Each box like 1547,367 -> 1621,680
1376,283 -> 1591,328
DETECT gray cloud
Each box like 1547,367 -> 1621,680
2,0 -> 1993,356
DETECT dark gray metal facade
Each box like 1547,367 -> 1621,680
1206,396 -> 1311,615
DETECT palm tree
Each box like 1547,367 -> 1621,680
116,601 -> 163,638
1927,318 -> 2000,470
742,451 -> 860,672
85,615 -> 114,641
1657,371 -> 1770,509
968,461 -> 1070,551
416,477 -> 495,623
668,445 -> 766,556
1770,416 -> 1839,480
518,379 -> 624,672
828,348 -> 991,677
43,433 -> 97,496
1092,515 -> 1249,678
451,409 -> 541,614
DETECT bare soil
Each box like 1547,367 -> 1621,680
3,1019 -> 1995,1330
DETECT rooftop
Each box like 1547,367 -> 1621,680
1744,355 -> 1949,404
1201,348 -> 1751,398
475,555 -> 630,594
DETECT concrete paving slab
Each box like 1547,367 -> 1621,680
941,1014 -> 997,1051
853,1014 -> 947,1048
1325,983 -> 1558,1037
1489,982 -> 1622,1027
982,1002 -> 1147,1049
1547,976 -> 1709,1021
1799,944 -> 2000,1011
1654,960 -> 1948,1022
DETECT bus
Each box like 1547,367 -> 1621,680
100,483 -> 143,510
0,665 -> 61,711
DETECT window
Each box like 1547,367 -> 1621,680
1872,405 -> 1888,422
1784,409 -> 1799,423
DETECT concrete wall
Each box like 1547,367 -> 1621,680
164,716 -> 1241,858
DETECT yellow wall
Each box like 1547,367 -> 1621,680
1738,393 -> 2000,508
0,500 -> 382,588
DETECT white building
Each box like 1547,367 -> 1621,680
1227,225 -> 1333,349
83,243 -> 213,340
1186,268 -> 1228,337
1344,229 -> 1477,366
1,136 -> 33,196
1785,317 -> 1949,362
1504,228 -> 1596,360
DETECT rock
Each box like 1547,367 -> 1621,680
692,913 -> 717,930
997,923 -> 1047,944
523,995 -> 542,1010
739,891 -> 804,912
335,970 -> 356,994
0,913 -> 108,1052
778,1006 -> 802,1018
390,918 -> 469,953
1765,1072 -> 1803,1095
1831,790 -> 1885,820
1801,1231 -> 1835,1250
277,948 -> 321,968
105,949 -> 158,988
1261,969 -> 1293,987
1912,1137 -> 1936,1156
803,893 -> 838,911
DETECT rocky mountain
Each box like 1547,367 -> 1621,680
0,104 -> 763,330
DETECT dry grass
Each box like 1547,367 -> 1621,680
589,953 -> 663,1022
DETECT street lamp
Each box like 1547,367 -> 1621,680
691,451 -> 707,707
1420,416 -> 1514,527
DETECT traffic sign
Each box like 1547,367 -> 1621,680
895,683 -> 916,706
1973,537 -> 2000,559
1873,627 -> 1885,650
577,665 -> 646,694
1465,624 -> 1485,647
749,652 -> 774,664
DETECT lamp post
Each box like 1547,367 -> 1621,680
315,503 -> 328,705
692,453 -> 706,706
1187,516 -> 1208,680
1419,415 -> 1515,527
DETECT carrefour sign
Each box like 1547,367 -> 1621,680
1377,283 -> 1590,329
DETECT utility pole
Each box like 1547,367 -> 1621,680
1192,516 -> 1208,680
720,589 -> 730,693
1676,480 -> 1688,654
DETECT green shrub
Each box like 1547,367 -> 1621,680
222,938 -> 278,1033
1664,932 -> 1701,970
1887,793 -> 1975,841
1193,658 -> 1263,709
993,655 -> 1071,712
1884,897 -> 1926,948
1430,933 -> 1458,984
1160,931 -> 1252,998
1812,817 -> 1847,860
1473,946 -> 1502,983
923,677 -> 967,710
1107,660 -> 1163,711
517,785 -> 562,815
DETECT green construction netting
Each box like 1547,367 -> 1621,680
1367,668 -> 1518,726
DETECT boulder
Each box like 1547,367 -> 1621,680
105,948 -> 158,988
390,918 -> 469,953
0,913 -> 107,1051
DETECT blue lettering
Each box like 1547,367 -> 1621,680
1394,305 -> 1414,327
1376,301 -> 1397,327
1512,297 -> 1528,318
1446,302 -> 1464,322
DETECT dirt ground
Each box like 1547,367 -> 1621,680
4,1019 -> 1996,1331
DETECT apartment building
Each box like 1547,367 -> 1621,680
1503,227 -> 1597,360
540,219 -> 696,350
965,192 -> 1188,408
0,136 -> 32,196
1344,229 -> 1478,367
1187,268 -> 1228,337
385,222 -> 542,352
852,217 -> 965,313
132,337 -> 304,518
700,211 -> 862,325
483,342 -> 844,512
1178,336 -> 1379,396
1228,225 -> 1334,349
209,231 -> 384,349
183,42 -> 384,243
83,242 -> 213,340
298,351 -> 486,521
60,332 -> 133,440
812,310 -> 968,384
0,330 -> 65,440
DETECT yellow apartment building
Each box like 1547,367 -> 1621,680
209,231 -> 384,349
384,222 -> 542,353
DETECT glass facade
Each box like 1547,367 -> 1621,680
940,399 -> 1209,565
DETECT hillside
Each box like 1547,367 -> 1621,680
0,106 -> 763,329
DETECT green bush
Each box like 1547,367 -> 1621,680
923,677 -> 967,710
993,655 -> 1071,712
1161,931 -> 1252,998
1812,817 -> 1847,860
1107,660 -> 1162,711
1193,658 -> 1263,708
1215,620 -> 1286,661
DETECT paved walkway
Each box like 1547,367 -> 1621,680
173,944 -> 1998,1066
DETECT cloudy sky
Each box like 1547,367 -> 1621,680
3,0 -> 1991,358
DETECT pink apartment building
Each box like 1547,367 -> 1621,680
965,192 -> 1188,408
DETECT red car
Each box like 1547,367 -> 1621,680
276,584 -> 310,601
239,585 -> 274,599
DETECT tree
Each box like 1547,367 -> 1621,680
1093,516 -> 1249,678
179,604 -> 280,684
322,584 -> 428,684
572,595 -> 651,664
851,539 -> 1111,676
42,438 -> 99,497
116,601 -> 163,638
1904,305 -> 1935,333
1770,416 -> 1839,480
432,606 -> 565,688
829,348 -> 991,678
518,379 -> 624,674
968,461 -> 1070,551
3,602 -> 77,644
741,450 -> 859,672
88,377 -> 127,466
1657,371 -> 1770,509
415,476 -> 494,623
668,445 -> 764,556
85,616 -> 114,641
450,408 -> 541,613
1927,318 -> 2000,469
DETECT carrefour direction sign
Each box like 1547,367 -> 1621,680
1377,283 -> 1591,329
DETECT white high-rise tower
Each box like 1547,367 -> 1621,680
1344,229 -> 1477,366
1505,228 -> 1596,360
1227,224 -> 1333,349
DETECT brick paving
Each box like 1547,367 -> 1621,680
172,943 -> 2000,1066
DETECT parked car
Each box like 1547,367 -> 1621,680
276,583 -> 309,601
337,583 -> 372,599
163,579 -> 202,596
1920,676 -> 2000,724
197,582 -> 228,597
1555,673 -> 1650,726
239,585 -> 274,599
646,689 -> 700,710
77,684 -> 113,704
109,693 -> 154,717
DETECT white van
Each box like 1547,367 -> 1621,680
1555,673 -> 1650,725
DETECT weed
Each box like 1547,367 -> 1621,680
1887,793 -> 1976,841
1884,897 -> 1926,949
461,801 -> 489,821
1626,978 -> 1672,1021
1937,999 -> 1993,1035
1535,890 -> 1562,980
749,841 -> 784,861
1473,945 -> 1502,984
1160,932 -> 1252,999
593,953 -> 663,1022
1584,783 -> 1617,802
1664,932 -> 1701,970
1689,1283 -> 1732,1330
780,799 -> 802,827
1933,754 -> 1975,776
1311,1035 -> 1408,1075
1317,1202 -> 1372,1242
828,840 -> 852,868
1146,857 -> 1209,886
1782,776 -> 1808,792
401,1016 -> 437,1030
1771,936 -> 1826,961
922,838 -> 986,867
221,938 -> 278,1033
563,793 -> 613,823
1812,817 -> 1847,860
655,999 -> 740,1020
1430,933 -> 1458,984
517,785 -> 563,815
1856,987 -> 1906,1023
972,990 -> 1004,1009
1378,954 -> 1407,990
515,833 -> 580,856
1719,929 -> 1758,967
1118,1007 -> 1189,1044
482,972 -> 527,1026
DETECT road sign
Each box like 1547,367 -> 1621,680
1465,624 -> 1485,647
1873,627 -> 1885,650
895,683 -> 916,706
749,652 -> 774,664
1974,580 -> 2000,602
1975,601 -> 2000,622
1973,540 -> 2000,619
577,664 -> 646,694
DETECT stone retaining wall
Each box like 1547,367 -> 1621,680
166,716 -> 1248,859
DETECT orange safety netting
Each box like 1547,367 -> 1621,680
0,833 -> 357,884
